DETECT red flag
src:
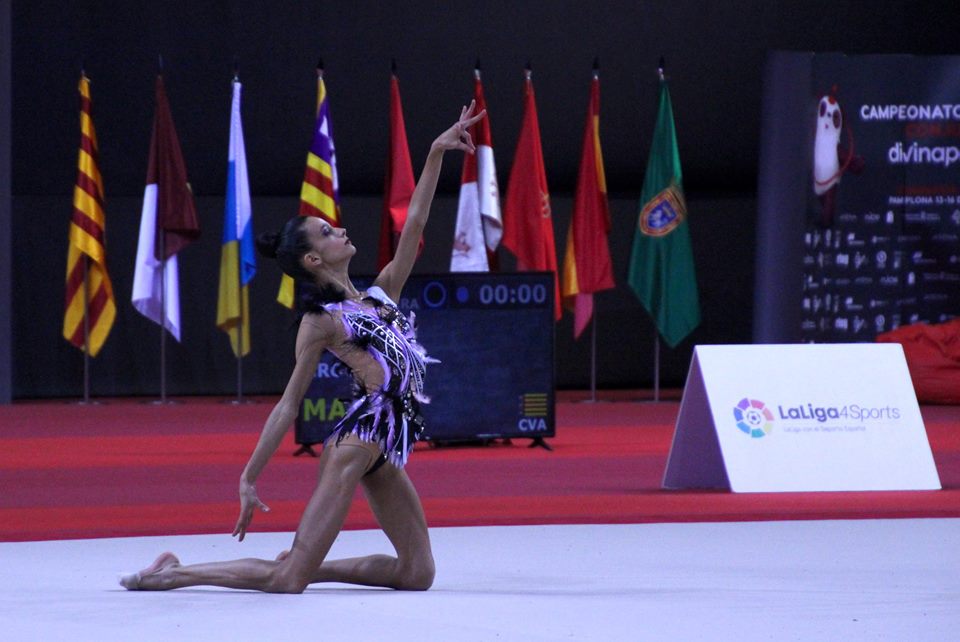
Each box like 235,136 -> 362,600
150,76 -> 200,260
378,73 -> 417,270
503,71 -> 561,320
562,73 -> 614,338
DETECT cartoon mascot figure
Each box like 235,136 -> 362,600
813,89 -> 864,227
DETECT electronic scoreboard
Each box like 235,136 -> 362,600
295,272 -> 555,448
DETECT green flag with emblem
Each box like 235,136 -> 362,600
627,77 -> 700,348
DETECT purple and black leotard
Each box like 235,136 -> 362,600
318,286 -> 435,469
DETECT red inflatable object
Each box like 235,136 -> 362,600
877,318 -> 960,404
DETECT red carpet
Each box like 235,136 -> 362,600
2,394 -> 958,542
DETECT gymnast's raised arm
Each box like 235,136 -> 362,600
374,101 -> 486,301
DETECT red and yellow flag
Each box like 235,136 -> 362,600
561,71 -> 614,338
62,74 -> 116,356
277,71 -> 341,308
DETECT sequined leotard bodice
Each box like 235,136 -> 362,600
319,286 -> 434,468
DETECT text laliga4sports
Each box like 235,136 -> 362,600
778,403 -> 900,422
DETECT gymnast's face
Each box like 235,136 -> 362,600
302,216 -> 356,271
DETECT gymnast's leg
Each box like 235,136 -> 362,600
123,434 -> 378,592
287,460 -> 435,590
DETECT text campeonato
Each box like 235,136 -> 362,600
860,104 -> 960,121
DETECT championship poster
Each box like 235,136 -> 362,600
800,54 -> 960,342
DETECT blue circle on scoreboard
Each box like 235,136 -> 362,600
423,281 -> 447,309
456,286 -> 469,303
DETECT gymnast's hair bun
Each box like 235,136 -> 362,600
256,232 -> 281,259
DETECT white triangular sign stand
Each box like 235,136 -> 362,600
662,344 -> 940,493
662,351 -> 730,489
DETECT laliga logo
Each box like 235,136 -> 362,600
733,398 -> 774,439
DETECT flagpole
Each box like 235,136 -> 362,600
156,56 -> 168,405
80,66 -> 91,405
234,275 -> 244,403
472,59 -> 498,272
234,71 -> 244,404
235,223 -> 244,403
235,185 -> 244,403
653,334 -> 661,403
588,59 -> 600,404
234,229 -> 246,404
160,237 -> 167,403
82,255 -> 91,404
237,303 -> 244,402
652,55 -> 664,404
473,62 -> 489,256
589,307 -> 598,403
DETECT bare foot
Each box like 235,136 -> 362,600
118,552 -> 180,590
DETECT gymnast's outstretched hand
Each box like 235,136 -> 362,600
431,100 -> 486,154
232,477 -> 270,542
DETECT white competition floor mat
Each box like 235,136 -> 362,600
2,519 -> 958,641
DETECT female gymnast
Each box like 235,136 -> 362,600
119,101 -> 486,593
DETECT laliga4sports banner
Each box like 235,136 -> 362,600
800,54 -> 960,342
662,344 -> 941,493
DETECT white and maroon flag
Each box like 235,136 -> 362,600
131,74 -> 200,341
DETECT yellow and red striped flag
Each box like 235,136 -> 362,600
561,67 -> 614,338
277,67 -> 341,308
62,73 -> 116,356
